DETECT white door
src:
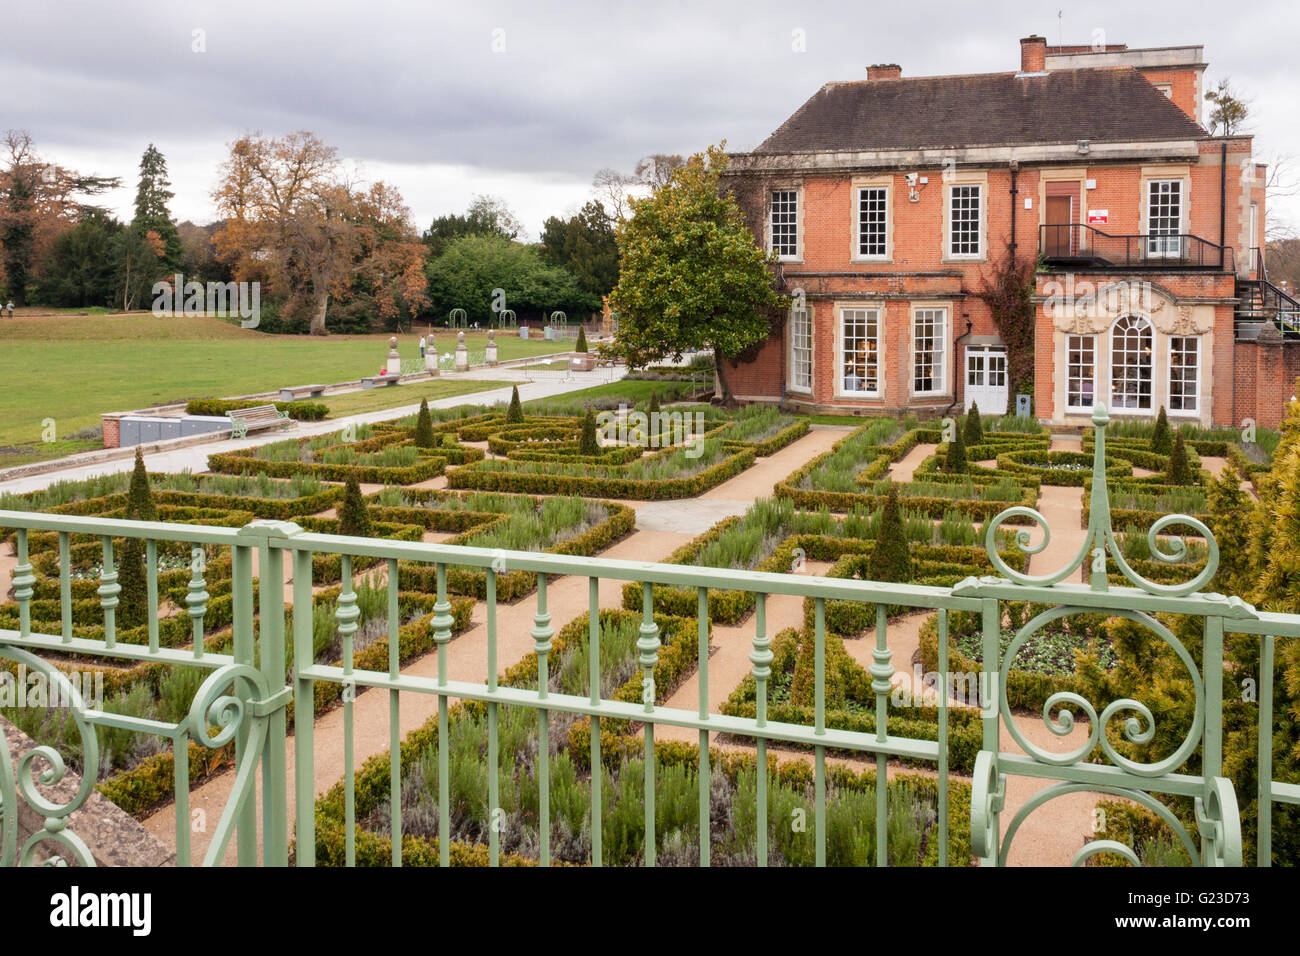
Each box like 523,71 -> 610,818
966,347 -> 1008,415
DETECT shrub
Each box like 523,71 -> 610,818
942,424 -> 968,475
579,408 -> 599,456
1166,434 -> 1194,485
414,399 -> 435,449
506,386 -> 524,424
1152,406 -> 1172,455
338,478 -> 372,537
964,403 -> 983,447
184,398 -> 328,421
575,325 -> 588,352
867,486 -> 913,583
117,448 -> 156,629
126,448 -> 157,522
648,389 -> 660,416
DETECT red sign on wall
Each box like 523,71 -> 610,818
1087,209 -> 1109,225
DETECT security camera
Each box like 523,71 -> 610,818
904,172 -> 919,187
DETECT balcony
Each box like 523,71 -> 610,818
1040,224 -> 1236,272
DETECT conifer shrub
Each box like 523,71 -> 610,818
1166,434 -> 1194,485
338,478 -> 373,537
579,408 -> 600,456
964,403 -> 983,447
506,386 -> 524,424
943,422 -> 968,474
866,486 -> 914,583
575,326 -> 589,353
648,389 -> 661,417
117,448 -> 156,628
1152,406 -> 1172,455
413,398 -> 435,449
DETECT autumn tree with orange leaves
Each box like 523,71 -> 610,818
211,131 -> 426,334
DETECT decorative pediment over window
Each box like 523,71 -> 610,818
1046,280 -> 1213,336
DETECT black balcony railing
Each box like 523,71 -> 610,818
1040,223 -> 1235,272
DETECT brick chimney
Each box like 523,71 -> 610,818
866,63 -> 902,81
1019,35 -> 1047,74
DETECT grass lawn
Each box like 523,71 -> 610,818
0,313 -> 565,447
521,378 -> 705,411
318,379 -> 515,417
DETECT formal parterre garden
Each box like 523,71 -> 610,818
1,387 -> 1291,866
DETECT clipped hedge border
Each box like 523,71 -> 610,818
395,500 -> 636,601
721,418 -> 810,457
185,398 -> 329,421
447,446 -> 756,500
993,449 -> 1132,487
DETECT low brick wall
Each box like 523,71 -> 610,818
2,717 -> 175,866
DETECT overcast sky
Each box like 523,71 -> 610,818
8,0 -> 1299,239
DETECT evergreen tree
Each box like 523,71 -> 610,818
413,398 -> 435,448
867,487 -> 914,583
575,325 -> 589,352
506,385 -> 524,424
943,422 -> 968,474
1151,406 -> 1172,455
964,403 -> 983,447
1166,434 -> 1194,485
117,447 -> 156,629
579,407 -> 600,455
648,389 -> 660,416
338,478 -> 372,537
131,144 -> 181,271
126,446 -> 157,521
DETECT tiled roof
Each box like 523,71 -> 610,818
754,68 -> 1207,153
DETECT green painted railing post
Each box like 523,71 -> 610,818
98,535 -> 119,648
292,549 -> 316,866
532,571 -> 554,866
1202,614 -> 1225,865
231,541 -> 257,866
871,602 -> 892,867
750,593 -> 771,867
638,582 -> 660,866
238,520 -> 300,867
188,546 -> 208,658
434,562 -> 455,867
337,554 -> 359,867
1258,634 -> 1275,866
13,529 -> 33,639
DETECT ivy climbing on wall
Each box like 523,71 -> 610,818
975,254 -> 1037,399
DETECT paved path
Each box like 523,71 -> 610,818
0,373 -> 625,495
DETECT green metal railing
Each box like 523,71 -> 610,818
0,405 -> 1294,866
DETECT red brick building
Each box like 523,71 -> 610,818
725,36 -> 1295,427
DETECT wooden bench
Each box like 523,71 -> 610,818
278,384 -> 326,401
229,404 -> 291,439
361,374 -> 401,389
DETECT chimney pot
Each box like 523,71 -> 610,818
866,63 -> 902,81
1019,35 -> 1047,74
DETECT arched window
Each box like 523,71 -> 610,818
1110,315 -> 1153,411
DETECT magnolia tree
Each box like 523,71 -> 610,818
609,144 -> 785,406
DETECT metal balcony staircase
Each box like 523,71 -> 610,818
1235,248 -> 1300,339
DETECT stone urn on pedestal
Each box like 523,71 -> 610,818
485,330 -> 498,366
424,333 -> 439,375
386,336 -> 402,376
454,330 -> 469,372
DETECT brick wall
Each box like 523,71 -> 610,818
727,137 -> 1264,422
